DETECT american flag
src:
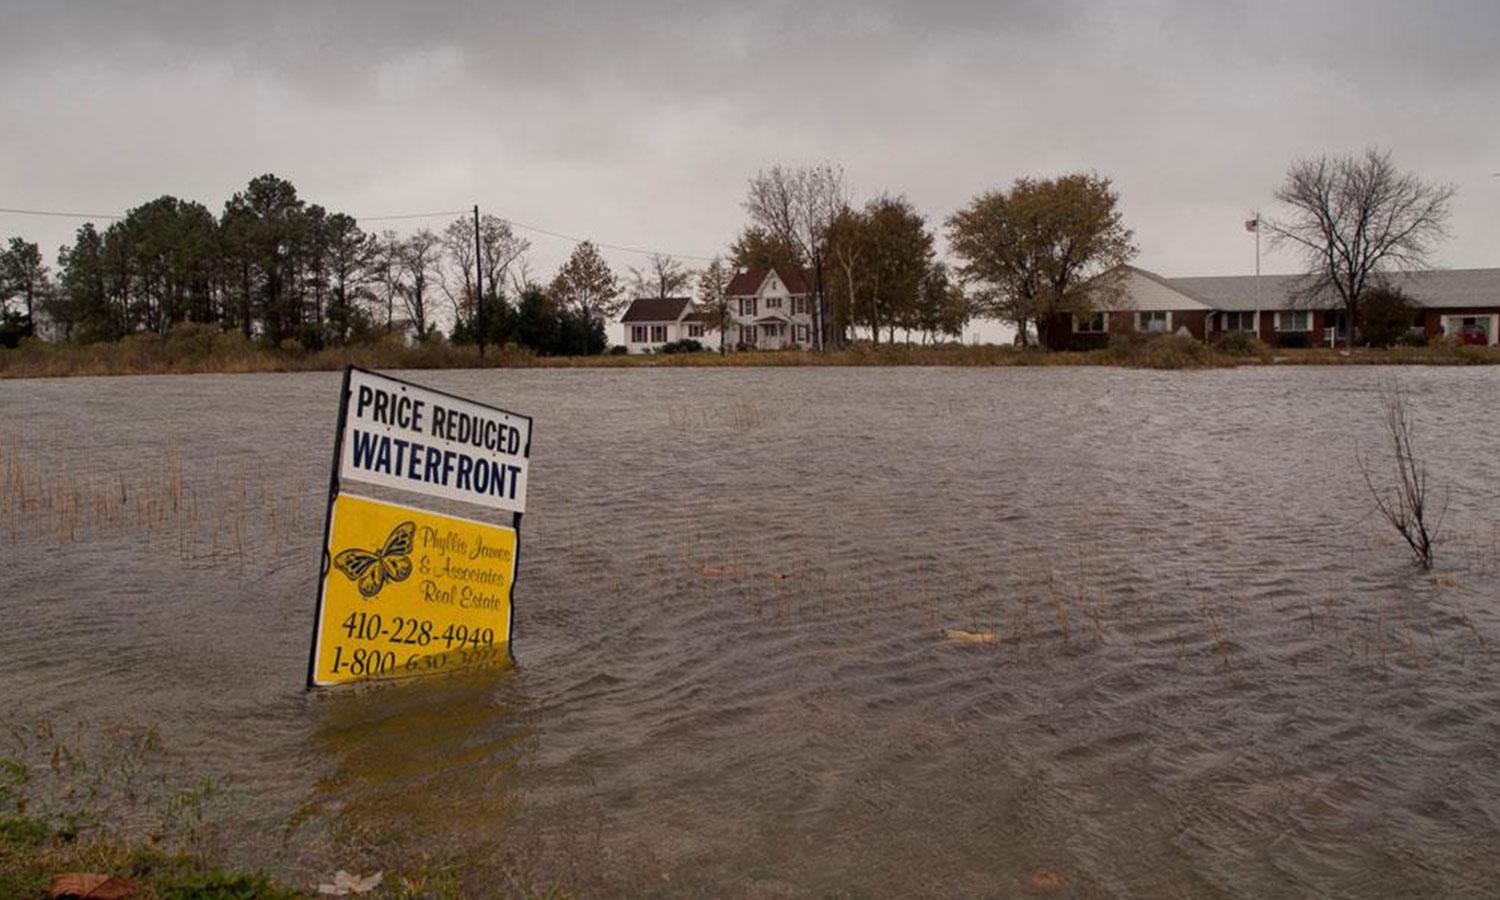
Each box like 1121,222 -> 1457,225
1244,217 -> 1260,233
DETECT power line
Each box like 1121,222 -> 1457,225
0,206 -> 122,220
493,213 -> 716,263
0,203 -> 719,262
354,209 -> 469,222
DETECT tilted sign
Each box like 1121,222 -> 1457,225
339,367 -> 529,513
307,367 -> 532,687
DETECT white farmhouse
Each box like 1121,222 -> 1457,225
619,296 -> 717,354
724,266 -> 817,351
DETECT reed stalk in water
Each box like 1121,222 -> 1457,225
1357,379 -> 1447,570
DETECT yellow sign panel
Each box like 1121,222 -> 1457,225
309,493 -> 516,686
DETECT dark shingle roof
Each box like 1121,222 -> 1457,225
725,266 -> 813,297
620,296 -> 692,323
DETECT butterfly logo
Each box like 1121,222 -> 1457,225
333,521 -> 415,598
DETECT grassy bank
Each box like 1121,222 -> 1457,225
3,328 -> 1498,378
0,734 -> 570,900
1,812 -> 300,899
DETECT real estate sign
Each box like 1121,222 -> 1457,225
307,367 -> 532,688
339,367 -> 530,513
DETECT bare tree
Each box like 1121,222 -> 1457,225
398,228 -> 443,340
1269,148 -> 1454,344
371,229 -> 403,334
629,253 -> 692,301
743,163 -> 846,349
441,214 -> 530,334
440,217 -> 480,328
1358,379 -> 1447,569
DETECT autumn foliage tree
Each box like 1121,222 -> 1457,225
946,173 -> 1134,349
824,195 -> 934,343
548,240 -> 623,326
695,257 -> 732,355
729,226 -> 803,271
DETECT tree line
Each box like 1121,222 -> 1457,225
0,149 -> 1453,353
0,167 -> 1135,354
0,175 -> 618,355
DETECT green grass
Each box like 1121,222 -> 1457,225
0,813 -> 303,899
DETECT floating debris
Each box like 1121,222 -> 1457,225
1027,868 -> 1072,891
318,870 -> 384,895
48,873 -> 141,899
941,628 -> 997,644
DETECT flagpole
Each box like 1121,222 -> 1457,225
1253,211 -> 1261,316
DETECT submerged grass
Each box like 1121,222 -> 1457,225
1,714 -> 578,900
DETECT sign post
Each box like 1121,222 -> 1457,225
306,367 -> 532,688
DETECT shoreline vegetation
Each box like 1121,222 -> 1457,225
2,328 -> 1498,379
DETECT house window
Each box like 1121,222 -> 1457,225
792,297 -> 806,315
1074,312 -> 1106,334
766,297 -> 782,309
1275,311 -> 1311,332
650,325 -> 667,342
1136,311 -> 1170,333
630,325 -> 647,343
1223,311 -> 1257,332
687,323 -> 704,338
741,325 -> 756,345
1445,315 -> 1493,344
794,324 -> 808,342
739,298 -> 757,316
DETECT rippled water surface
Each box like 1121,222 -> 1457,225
3,366 -> 1500,898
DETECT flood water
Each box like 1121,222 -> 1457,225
3,366 -> 1500,898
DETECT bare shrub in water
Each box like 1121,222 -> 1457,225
1358,380 -> 1447,569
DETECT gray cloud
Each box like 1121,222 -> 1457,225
3,0 -> 1497,294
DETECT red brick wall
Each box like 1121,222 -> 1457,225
1422,308 -> 1500,343
1048,309 -> 1208,350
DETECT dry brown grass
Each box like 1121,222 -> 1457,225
0,430 -> 307,565
1270,343 -> 1500,366
6,325 -> 1500,380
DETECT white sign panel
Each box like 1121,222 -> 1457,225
338,368 -> 531,514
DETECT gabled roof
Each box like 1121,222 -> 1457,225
620,296 -> 692,323
1167,268 -> 1500,311
725,266 -> 813,297
1110,265 -> 1213,311
682,310 -> 713,324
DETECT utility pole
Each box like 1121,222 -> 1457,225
474,204 -> 485,361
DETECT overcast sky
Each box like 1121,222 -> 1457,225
3,0 -> 1498,298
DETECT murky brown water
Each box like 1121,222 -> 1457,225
3,366 -> 1500,898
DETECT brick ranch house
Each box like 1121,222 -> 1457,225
619,296 -> 716,354
1048,264 -> 1500,351
724,266 -> 818,351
